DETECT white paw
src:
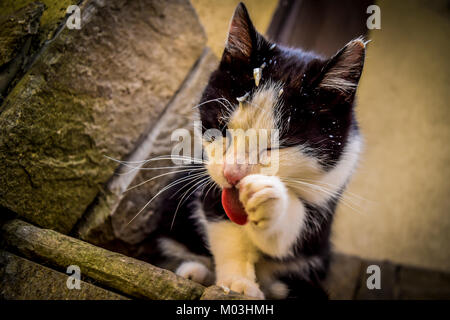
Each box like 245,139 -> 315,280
238,174 -> 288,229
267,280 -> 289,299
217,276 -> 265,299
176,261 -> 211,285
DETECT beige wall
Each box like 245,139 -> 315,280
191,0 -> 278,58
191,0 -> 450,272
333,0 -> 450,272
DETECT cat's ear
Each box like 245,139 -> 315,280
317,37 -> 367,97
222,2 -> 258,62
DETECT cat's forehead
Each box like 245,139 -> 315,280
228,82 -> 282,132
273,51 -> 325,87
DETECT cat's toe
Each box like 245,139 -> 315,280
217,277 -> 265,299
176,261 -> 211,285
230,278 -> 265,299
267,280 -> 289,299
238,175 -> 288,228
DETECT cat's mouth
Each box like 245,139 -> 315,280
221,187 -> 248,225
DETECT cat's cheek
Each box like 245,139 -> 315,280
206,163 -> 229,188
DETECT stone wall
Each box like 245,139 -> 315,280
0,0 -> 225,299
0,0 -> 207,233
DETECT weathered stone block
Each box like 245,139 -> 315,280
0,2 -> 44,98
77,49 -> 218,250
0,0 -> 206,233
1,219 -> 207,299
0,1 -> 77,51
0,250 -> 127,300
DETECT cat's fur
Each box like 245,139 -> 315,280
147,3 -> 365,299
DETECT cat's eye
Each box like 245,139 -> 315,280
264,146 -> 282,151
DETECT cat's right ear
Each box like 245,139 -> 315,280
222,2 -> 257,63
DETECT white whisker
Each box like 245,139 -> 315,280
124,168 -> 206,192
170,176 -> 211,230
126,171 -> 208,226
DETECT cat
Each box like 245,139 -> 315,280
146,2 -> 366,299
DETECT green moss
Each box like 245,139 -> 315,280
2,220 -> 207,300
0,2 -> 44,66
0,0 -> 79,44
0,251 -> 128,299
0,24 -> 116,233
0,0 -> 207,234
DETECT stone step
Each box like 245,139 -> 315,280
1,219 -> 246,300
0,251 -> 128,300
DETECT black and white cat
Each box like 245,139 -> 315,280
147,3 -> 366,299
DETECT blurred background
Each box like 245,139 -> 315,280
0,0 -> 449,300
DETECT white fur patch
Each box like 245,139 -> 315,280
206,221 -> 264,298
239,175 -> 305,258
176,261 -> 213,285
267,280 -> 289,299
280,135 -> 362,207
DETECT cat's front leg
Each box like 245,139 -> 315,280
239,174 -> 305,258
207,221 -> 265,299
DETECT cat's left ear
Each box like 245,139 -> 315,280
317,37 -> 367,98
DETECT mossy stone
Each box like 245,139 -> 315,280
0,0 -> 206,233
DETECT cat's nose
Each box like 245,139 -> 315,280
223,163 -> 249,186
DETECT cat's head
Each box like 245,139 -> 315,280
199,3 -> 365,204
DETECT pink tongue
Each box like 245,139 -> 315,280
222,188 -> 248,225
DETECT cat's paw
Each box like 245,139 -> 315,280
266,280 -> 289,299
238,174 -> 288,229
217,276 -> 265,299
176,261 -> 211,285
